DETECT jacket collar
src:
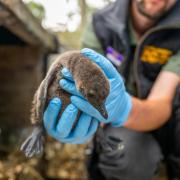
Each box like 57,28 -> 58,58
94,0 -> 130,38
158,0 -> 180,27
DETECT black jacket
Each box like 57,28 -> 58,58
92,0 -> 180,177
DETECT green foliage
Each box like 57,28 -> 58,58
57,0 -> 98,50
58,29 -> 83,50
26,1 -> 45,22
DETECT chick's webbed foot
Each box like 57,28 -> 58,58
20,126 -> 44,157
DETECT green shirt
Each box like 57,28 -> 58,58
163,53 -> 180,76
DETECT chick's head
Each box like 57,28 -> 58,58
78,72 -> 110,119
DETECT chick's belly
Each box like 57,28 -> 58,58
47,78 -> 81,129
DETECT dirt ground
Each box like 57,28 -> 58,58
0,136 -> 168,180
0,137 -> 88,180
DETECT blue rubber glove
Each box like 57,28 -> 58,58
43,97 -> 98,144
59,48 -> 132,127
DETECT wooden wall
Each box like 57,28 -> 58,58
0,46 -> 44,150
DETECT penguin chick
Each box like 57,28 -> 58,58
20,50 -> 110,157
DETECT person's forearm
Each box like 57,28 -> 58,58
123,71 -> 180,131
123,97 -> 172,131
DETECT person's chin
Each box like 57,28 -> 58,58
136,1 -> 166,20
145,10 -> 165,19
139,6 -> 165,20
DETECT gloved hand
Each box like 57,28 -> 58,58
43,97 -> 98,144
60,48 -> 132,127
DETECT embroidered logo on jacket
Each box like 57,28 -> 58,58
141,46 -> 173,64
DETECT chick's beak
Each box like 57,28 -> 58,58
97,103 -> 108,119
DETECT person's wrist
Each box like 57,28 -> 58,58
111,92 -> 132,127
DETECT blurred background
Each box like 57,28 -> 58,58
0,0 -> 114,179
24,0 -> 115,49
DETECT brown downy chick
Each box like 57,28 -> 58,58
20,51 -> 110,157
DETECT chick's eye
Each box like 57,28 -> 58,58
79,86 -> 85,94
87,90 -> 95,98
88,93 -> 95,98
